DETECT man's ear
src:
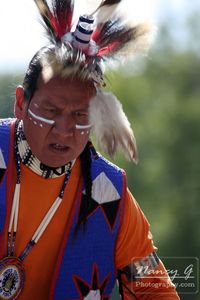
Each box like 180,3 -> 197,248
14,86 -> 26,119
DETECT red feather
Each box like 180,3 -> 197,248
97,42 -> 119,56
52,0 -> 74,38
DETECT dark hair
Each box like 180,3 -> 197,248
22,46 -> 54,102
74,141 -> 98,236
22,44 -> 97,102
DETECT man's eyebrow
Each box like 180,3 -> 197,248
73,105 -> 89,110
73,102 -> 90,108
38,98 -> 90,110
40,99 -> 57,107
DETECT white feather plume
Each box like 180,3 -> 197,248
94,4 -> 120,24
89,90 -> 138,163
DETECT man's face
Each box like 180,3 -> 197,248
15,76 -> 96,167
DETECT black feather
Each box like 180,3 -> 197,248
95,19 -> 141,57
52,0 -> 74,34
34,0 -> 57,42
92,0 -> 122,15
98,0 -> 122,8
52,0 -> 74,23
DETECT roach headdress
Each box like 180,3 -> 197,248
33,0 -> 154,162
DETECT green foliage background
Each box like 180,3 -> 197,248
0,20 -> 199,300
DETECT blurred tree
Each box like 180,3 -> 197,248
0,74 -> 23,117
109,50 -> 200,300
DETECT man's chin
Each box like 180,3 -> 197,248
34,147 -> 74,168
40,158 -> 72,168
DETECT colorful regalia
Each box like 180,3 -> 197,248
0,1 -> 180,299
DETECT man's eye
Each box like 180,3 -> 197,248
45,108 -> 56,113
74,111 -> 88,117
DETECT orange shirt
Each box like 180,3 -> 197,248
12,160 -> 81,300
2,158 -> 179,299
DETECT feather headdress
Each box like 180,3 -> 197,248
34,0 -> 152,84
32,0 -> 153,161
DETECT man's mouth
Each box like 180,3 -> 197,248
50,143 -> 70,152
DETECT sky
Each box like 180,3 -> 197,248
0,0 -> 199,72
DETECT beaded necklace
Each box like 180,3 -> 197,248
0,120 -> 73,300
16,121 -> 71,179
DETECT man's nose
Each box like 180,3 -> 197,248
52,115 -> 75,137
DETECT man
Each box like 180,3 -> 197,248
0,0 -> 180,299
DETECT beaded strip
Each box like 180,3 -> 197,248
7,120 -> 73,261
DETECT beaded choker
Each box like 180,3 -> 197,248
0,120 -> 73,300
16,120 -> 72,179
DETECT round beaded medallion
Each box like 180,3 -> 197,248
0,257 -> 25,300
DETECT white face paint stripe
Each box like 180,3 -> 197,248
28,109 -> 91,128
75,124 -> 92,129
28,109 -> 55,125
